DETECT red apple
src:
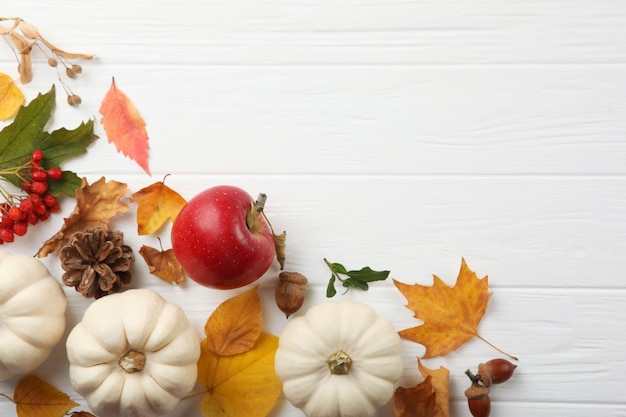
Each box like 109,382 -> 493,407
171,185 -> 276,289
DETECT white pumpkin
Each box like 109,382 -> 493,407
66,288 -> 200,417
0,250 -> 67,381
275,300 -> 403,417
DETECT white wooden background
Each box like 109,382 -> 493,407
2,1 -> 626,416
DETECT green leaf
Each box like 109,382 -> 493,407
345,266 -> 390,283
326,275 -> 337,298
342,277 -> 369,290
0,85 -> 98,196
0,87 -> 54,167
331,262 -> 348,274
324,258 -> 390,297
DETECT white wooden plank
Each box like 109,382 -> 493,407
7,65 -> 625,176
3,0 -> 626,65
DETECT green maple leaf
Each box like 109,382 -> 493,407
0,85 -> 98,196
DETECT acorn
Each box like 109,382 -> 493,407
275,271 -> 308,318
465,383 -> 491,417
477,358 -> 517,387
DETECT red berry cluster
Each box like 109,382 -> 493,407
0,150 -> 62,244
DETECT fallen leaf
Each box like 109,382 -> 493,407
273,230 -> 286,270
99,77 -> 150,175
13,375 -> 79,417
130,178 -> 186,235
203,286 -> 263,356
418,359 -> 449,417
0,85 -> 97,195
37,177 -> 129,257
0,72 -> 24,120
198,332 -> 282,417
393,375 -> 442,417
394,258 -> 491,358
139,244 -> 185,284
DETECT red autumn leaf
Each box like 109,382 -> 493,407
99,77 -> 150,175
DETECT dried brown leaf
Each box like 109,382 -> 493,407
37,177 -> 129,257
139,245 -> 185,285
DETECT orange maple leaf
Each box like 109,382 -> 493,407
130,178 -> 186,235
99,77 -> 150,175
139,244 -> 185,285
394,258 -> 494,358
12,375 -> 79,417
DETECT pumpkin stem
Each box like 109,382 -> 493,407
119,350 -> 146,373
327,350 -> 352,375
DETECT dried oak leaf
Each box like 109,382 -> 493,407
12,374 -> 79,417
0,72 -> 25,120
394,258 -> 491,358
139,244 -> 185,285
393,376 -> 440,417
130,179 -> 186,235
38,177 -> 129,257
99,77 -> 150,175
203,286 -> 263,356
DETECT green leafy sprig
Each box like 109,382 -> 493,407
0,85 -> 97,196
324,258 -> 390,297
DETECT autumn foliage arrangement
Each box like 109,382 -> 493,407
0,17 -> 520,417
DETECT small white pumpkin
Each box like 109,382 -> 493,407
0,250 -> 67,381
66,288 -> 200,417
275,300 -> 403,417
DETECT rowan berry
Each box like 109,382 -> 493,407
1,228 -> 14,243
31,181 -> 48,195
47,167 -> 63,180
31,169 -> 48,182
44,194 -> 57,207
31,149 -> 45,162
13,222 -> 28,237
8,206 -> 23,222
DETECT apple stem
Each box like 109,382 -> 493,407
254,193 -> 268,213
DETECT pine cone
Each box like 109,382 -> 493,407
60,227 -> 134,298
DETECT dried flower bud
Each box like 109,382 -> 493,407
275,271 -> 308,318
66,67 -> 76,78
67,94 -> 82,106
72,63 -> 83,74
47,57 -> 58,67
18,21 -> 40,39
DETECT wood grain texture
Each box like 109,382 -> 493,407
2,1 -> 626,416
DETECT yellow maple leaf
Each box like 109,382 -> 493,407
37,177 -> 129,257
130,178 -> 186,235
394,258 -> 493,358
0,72 -> 25,121
13,375 -> 78,417
198,333 -> 282,417
203,286 -> 263,356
